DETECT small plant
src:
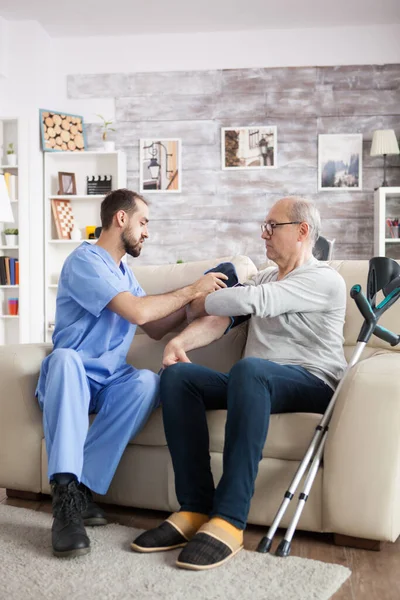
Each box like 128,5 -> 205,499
176,259 -> 184,264
4,228 -> 18,235
96,114 -> 116,141
7,143 -> 15,155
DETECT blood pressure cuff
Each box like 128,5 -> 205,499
204,262 -> 251,333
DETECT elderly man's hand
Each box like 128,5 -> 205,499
162,339 -> 191,368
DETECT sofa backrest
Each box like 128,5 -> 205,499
132,255 -> 258,297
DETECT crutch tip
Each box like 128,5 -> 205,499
276,539 -> 291,557
257,537 -> 272,553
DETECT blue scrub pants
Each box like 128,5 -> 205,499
37,348 -> 160,495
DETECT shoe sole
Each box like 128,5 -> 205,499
83,517 -> 108,526
131,542 -> 187,553
176,545 -> 243,571
53,547 -> 91,558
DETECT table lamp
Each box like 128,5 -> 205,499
370,129 -> 400,187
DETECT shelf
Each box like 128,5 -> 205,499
49,195 -> 105,200
385,239 -> 400,243
0,165 -> 18,169
48,239 -> 96,244
0,245 -> 18,249
47,151 -> 121,157
0,315 -> 19,319
0,285 -> 19,288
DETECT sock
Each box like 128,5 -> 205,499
209,517 -> 244,544
179,511 -> 209,532
52,472 -> 77,486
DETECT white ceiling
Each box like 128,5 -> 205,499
1,0 -> 399,37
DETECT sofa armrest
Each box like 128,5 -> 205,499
0,344 -> 51,493
323,352 -> 400,541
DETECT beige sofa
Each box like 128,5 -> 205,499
1,255 -> 400,547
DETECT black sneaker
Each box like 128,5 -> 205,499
51,480 -> 90,558
78,483 -> 108,526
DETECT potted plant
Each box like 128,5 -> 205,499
4,228 -> 18,246
96,114 -> 116,151
6,143 -> 17,167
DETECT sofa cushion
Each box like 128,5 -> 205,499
131,407 -> 320,461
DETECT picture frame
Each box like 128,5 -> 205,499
221,126 -> 277,170
58,172 -> 77,195
139,139 -> 181,193
318,134 -> 363,191
39,109 -> 87,152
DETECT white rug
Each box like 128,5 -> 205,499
0,505 -> 350,600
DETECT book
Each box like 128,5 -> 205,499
0,257 -> 6,285
9,258 -> 15,286
4,257 -> 10,285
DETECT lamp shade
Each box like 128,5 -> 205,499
370,129 -> 400,157
0,175 -> 14,223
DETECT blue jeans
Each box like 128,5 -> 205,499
160,357 -> 333,529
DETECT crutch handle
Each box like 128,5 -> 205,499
374,325 -> 400,347
350,285 -> 375,322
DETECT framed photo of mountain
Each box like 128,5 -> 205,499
318,134 -> 362,191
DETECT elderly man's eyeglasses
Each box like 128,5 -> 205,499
261,221 -> 302,236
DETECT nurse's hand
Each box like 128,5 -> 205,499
163,340 -> 191,368
192,272 -> 228,296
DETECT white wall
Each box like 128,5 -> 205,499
54,24 -> 400,74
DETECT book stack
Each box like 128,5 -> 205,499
0,256 -> 19,285
3,172 -> 18,202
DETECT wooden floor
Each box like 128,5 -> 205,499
1,488 -> 399,600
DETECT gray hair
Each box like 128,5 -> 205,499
286,197 -> 321,247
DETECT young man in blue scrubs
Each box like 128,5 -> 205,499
36,188 -> 227,558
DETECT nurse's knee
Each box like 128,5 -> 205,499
48,348 -> 82,370
137,369 -> 160,407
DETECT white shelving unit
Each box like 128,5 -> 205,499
0,118 -> 29,344
374,187 -> 400,258
44,150 -> 127,342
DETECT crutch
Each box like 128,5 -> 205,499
257,256 -> 400,557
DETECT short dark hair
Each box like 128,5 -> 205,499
100,189 -> 147,230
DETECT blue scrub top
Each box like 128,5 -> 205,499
48,242 -> 145,385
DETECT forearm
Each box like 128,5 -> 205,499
122,286 -> 198,325
169,315 -> 230,352
142,306 -> 187,340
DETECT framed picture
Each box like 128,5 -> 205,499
139,139 -> 181,193
51,199 -> 75,240
221,126 -> 277,170
318,134 -> 363,191
58,172 -> 77,195
39,109 -> 87,152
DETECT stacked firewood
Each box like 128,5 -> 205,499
42,112 -> 85,151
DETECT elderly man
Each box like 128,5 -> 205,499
132,196 -> 347,570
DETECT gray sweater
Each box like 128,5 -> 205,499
205,257 -> 347,389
